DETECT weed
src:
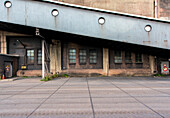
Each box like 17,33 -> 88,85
154,74 -> 165,77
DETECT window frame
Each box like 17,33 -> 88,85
26,49 -> 35,65
89,49 -> 97,64
79,49 -> 87,64
68,48 -> 76,64
125,52 -> 132,63
37,49 -> 42,65
135,53 -> 143,63
114,50 -> 122,64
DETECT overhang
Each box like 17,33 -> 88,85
0,0 -> 170,49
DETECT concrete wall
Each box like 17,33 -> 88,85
50,40 -> 61,74
60,0 -> 154,17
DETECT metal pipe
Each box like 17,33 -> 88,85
155,0 -> 158,18
42,40 -> 45,78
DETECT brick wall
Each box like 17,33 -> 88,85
17,70 -> 42,77
7,37 -> 42,70
61,68 -> 152,76
159,0 -> 170,20
62,42 -> 103,70
58,0 -> 154,17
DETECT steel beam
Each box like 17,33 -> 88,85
0,0 -> 170,49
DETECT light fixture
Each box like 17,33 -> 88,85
51,9 -> 59,17
144,25 -> 152,32
98,17 -> 105,25
4,1 -> 12,8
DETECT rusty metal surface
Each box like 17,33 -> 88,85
0,0 -> 170,49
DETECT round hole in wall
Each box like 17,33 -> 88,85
144,25 -> 152,32
4,1 -> 12,8
98,17 -> 105,25
51,9 -> 59,17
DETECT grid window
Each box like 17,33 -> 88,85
69,49 -> 76,64
38,49 -> 42,64
114,50 -> 122,63
135,53 -> 142,63
79,49 -> 87,64
27,49 -> 34,64
89,49 -> 97,64
125,52 -> 132,63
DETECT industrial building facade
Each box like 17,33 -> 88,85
0,0 -> 170,78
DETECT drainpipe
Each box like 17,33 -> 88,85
155,0 -> 158,18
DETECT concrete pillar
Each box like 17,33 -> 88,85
50,40 -> 61,74
0,31 -> 7,54
103,48 -> 109,76
149,55 -> 156,74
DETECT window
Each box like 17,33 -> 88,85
89,49 -> 97,64
38,49 -> 42,64
69,49 -> 76,64
135,53 -> 142,63
114,50 -> 122,63
79,49 -> 87,64
27,49 -> 34,64
125,52 -> 132,63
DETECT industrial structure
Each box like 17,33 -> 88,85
0,0 -> 170,78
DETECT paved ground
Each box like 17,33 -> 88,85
0,77 -> 170,118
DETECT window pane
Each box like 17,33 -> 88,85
27,49 -> 34,64
125,52 -> 132,63
114,50 -> 122,63
89,49 -> 97,64
135,53 -> 142,63
38,49 -> 42,64
69,49 -> 76,64
79,49 -> 87,64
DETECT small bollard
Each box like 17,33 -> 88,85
2,74 -> 5,80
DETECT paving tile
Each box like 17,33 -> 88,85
0,104 -> 38,118
1,98 -> 45,104
90,90 -> 129,97
0,77 -> 170,118
29,103 -> 93,118
44,98 -> 90,104
94,103 -> 160,118
10,94 -> 51,99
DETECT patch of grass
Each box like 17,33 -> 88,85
61,74 -> 69,78
101,75 -> 108,77
51,74 -> 59,78
23,76 -> 29,78
41,76 -> 52,81
40,73 -> 59,81
154,74 -> 165,77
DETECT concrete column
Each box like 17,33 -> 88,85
103,48 -> 109,76
149,55 -> 155,74
0,31 -> 7,54
50,40 -> 61,74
